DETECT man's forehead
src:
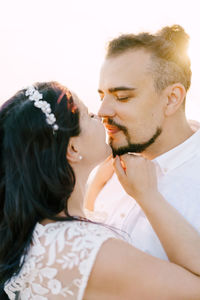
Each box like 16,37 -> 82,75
103,49 -> 151,69
99,49 -> 152,90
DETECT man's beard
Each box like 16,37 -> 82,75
107,119 -> 162,157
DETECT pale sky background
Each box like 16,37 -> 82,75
0,0 -> 200,120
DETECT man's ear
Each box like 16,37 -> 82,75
67,137 -> 82,163
164,83 -> 186,116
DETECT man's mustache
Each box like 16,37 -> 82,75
103,118 -> 128,134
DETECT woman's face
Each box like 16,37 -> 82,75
72,93 -> 111,166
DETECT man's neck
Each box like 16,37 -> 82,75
142,116 -> 194,160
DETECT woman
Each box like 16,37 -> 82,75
1,81 -> 200,299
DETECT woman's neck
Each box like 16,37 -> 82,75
67,165 -> 91,218
41,178 -> 87,226
67,181 -> 86,218
40,165 -> 92,226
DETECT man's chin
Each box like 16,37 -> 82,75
111,145 -> 141,157
110,127 -> 162,157
110,141 -> 138,157
109,137 -> 127,150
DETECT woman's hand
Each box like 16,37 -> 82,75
113,154 -> 158,201
94,155 -> 114,187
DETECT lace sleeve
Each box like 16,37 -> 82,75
4,221 -> 117,300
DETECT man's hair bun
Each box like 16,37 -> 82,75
157,24 -> 189,53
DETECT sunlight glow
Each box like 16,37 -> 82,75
0,0 -> 199,120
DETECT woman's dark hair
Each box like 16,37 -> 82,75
0,81 -> 81,295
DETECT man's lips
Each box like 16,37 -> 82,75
104,124 -> 120,135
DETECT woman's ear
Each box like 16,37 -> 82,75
164,83 -> 186,116
67,138 -> 82,163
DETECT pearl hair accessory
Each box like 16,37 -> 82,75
25,85 -> 59,132
79,155 -> 83,160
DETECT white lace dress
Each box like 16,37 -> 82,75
4,220 -> 117,300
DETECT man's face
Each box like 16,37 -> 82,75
98,49 -> 166,156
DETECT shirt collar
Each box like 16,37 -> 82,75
153,129 -> 200,175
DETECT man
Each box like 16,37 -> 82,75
85,24 -> 200,260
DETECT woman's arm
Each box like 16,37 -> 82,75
84,155 -> 114,211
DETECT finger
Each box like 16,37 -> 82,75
107,156 -> 114,166
119,157 -> 126,172
119,154 -> 135,170
121,153 -> 144,166
105,154 -> 113,162
113,155 -> 126,180
120,154 -> 144,177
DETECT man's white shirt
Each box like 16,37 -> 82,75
93,129 -> 200,260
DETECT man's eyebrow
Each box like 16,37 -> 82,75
98,89 -> 103,94
98,87 -> 136,93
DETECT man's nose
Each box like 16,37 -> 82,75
92,113 -> 101,121
98,97 -> 115,118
